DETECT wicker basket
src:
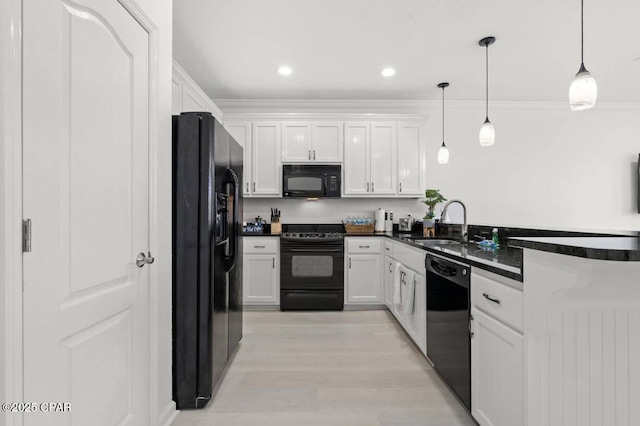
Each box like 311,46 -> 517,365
344,223 -> 375,235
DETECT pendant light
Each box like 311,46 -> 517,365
437,82 -> 450,164
569,0 -> 597,111
479,36 -> 496,147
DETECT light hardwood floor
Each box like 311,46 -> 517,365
173,310 -> 476,426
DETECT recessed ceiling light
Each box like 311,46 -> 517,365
278,66 -> 293,76
381,68 -> 396,77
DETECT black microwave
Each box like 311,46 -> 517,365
282,165 -> 341,198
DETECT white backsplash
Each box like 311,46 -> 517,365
243,198 -> 464,225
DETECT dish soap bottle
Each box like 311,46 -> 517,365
492,228 -> 499,246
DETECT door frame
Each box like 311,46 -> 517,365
0,1 -> 167,425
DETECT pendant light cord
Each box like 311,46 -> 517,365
442,86 -> 445,144
581,0 -> 584,64
485,44 -> 489,120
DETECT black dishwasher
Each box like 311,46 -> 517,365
425,254 -> 471,411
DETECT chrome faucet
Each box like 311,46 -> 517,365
440,199 -> 468,243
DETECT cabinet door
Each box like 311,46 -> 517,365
344,123 -> 370,195
384,256 -> 395,309
370,123 -> 397,195
282,122 -> 312,162
311,122 -> 343,162
404,272 -> 426,354
226,122 -> 252,196
397,122 -> 424,196
243,254 -> 279,305
252,122 -> 282,196
346,255 -> 382,304
471,308 -> 524,426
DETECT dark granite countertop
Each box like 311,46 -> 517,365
508,236 -> 640,261
344,232 -> 524,282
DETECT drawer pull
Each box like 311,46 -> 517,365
385,247 -> 390,251
359,245 -> 370,249
254,245 -> 266,248
482,293 -> 501,304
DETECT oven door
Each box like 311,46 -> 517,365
280,239 -> 344,290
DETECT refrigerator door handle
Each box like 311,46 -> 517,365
223,168 -> 240,272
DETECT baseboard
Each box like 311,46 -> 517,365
343,304 -> 387,311
158,400 -> 178,426
243,304 -> 280,311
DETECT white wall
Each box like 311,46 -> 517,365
132,0 -> 175,424
424,102 -> 640,233
244,198 -> 440,225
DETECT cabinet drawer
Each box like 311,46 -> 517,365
243,237 -> 279,254
471,270 -> 523,333
394,244 -> 426,273
346,238 -> 382,254
384,240 -> 395,257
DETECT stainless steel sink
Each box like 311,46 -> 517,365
411,239 -> 461,246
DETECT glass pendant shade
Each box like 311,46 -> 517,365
438,143 -> 449,164
479,118 -> 495,147
569,65 -> 597,111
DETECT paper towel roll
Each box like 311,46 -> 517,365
375,208 -> 386,232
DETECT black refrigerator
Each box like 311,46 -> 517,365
172,112 -> 243,409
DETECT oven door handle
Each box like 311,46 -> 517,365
283,247 -> 344,253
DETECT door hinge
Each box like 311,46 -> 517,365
22,219 -> 32,252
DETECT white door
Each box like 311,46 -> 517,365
252,122 -> 281,196
397,123 -> 424,196
404,272 -> 426,354
243,254 -> 279,305
471,308 -> 524,426
370,123 -> 397,195
311,122 -> 343,162
226,122 -> 252,196
344,123 -> 370,195
22,0 -> 151,425
282,122 -> 311,162
346,255 -> 382,304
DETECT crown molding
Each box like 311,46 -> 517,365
215,98 -> 640,117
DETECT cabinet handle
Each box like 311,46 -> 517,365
246,182 -> 249,192
371,182 -> 374,192
313,150 -> 316,160
349,258 -> 352,269
366,182 -> 370,192
389,263 -> 393,272
482,293 -> 501,304
359,245 -> 370,249
399,182 -> 402,192
385,247 -> 390,251
254,245 -> 265,248
469,313 -> 475,338
272,257 -> 275,268
253,182 -> 256,192
308,150 -> 311,160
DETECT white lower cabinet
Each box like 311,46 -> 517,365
403,272 -> 426,354
345,237 -> 383,305
471,269 -> 524,426
384,255 -> 395,308
243,237 -> 279,306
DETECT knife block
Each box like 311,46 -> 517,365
270,220 -> 282,235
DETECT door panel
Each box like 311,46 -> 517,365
370,123 -> 397,195
344,123 -> 370,195
311,122 -> 343,162
252,122 -> 281,196
23,0 -> 150,424
243,255 -> 278,304
397,123 -> 424,196
346,255 -> 382,304
225,122 -> 252,196
282,122 -> 311,162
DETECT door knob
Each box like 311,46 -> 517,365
136,252 -> 155,268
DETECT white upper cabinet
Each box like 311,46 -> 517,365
252,122 -> 282,196
397,122 -> 425,196
282,122 -> 343,163
370,123 -> 397,195
282,122 -> 312,162
344,123 -> 371,195
172,60 -> 223,122
311,122 -> 343,162
225,122 -> 252,196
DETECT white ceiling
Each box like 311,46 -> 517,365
173,0 -> 640,102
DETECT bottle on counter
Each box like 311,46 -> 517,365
492,228 -> 499,246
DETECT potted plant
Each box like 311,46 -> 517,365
422,189 -> 447,229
